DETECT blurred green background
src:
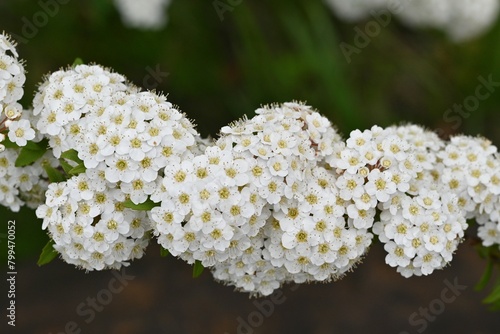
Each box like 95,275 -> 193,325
2,1 -> 500,333
2,0 -> 500,265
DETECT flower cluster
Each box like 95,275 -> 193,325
324,0 -> 500,41
327,124 -> 468,277
150,102 -> 376,295
0,32 -> 30,151
36,173 -> 151,270
0,34 -> 497,294
29,89 -> 495,293
0,148 -> 56,212
0,33 -> 47,211
113,0 -> 172,30
435,136 -> 500,249
374,126 -> 468,276
34,64 -> 200,270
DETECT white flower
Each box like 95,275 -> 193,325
7,119 -> 35,146
266,155 -> 289,178
45,182 -> 70,207
104,155 -> 138,183
257,177 -> 285,205
347,205 -> 376,229
120,178 -> 156,204
67,174 -> 94,201
478,221 -> 500,247
384,241 -> 411,267
336,149 -> 364,174
336,173 -> 365,201
365,169 -> 397,202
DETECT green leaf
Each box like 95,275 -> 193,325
483,284 -> 500,304
475,258 -> 494,291
42,162 -> 66,183
160,247 -> 169,257
37,239 -> 58,266
1,136 -> 18,149
123,198 -> 159,211
59,158 -> 75,175
15,140 -> 48,167
24,139 -> 48,151
60,149 -> 83,164
476,245 -> 492,259
68,163 -> 86,176
192,260 -> 205,278
72,58 -> 84,67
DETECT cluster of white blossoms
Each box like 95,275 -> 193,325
324,0 -> 500,41
0,32 -> 31,151
36,173 -> 152,270
0,31 -> 498,292
27,86 -> 500,292
0,33 -> 47,211
34,64 -> 200,270
1,22 -> 500,299
435,136 -> 500,249
150,102 -> 376,295
0,147 -> 56,212
371,125 -> 468,277
113,0 -> 172,30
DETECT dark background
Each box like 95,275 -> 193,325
1,0 -> 500,333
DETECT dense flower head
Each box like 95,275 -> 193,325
324,0 -> 500,41
0,147 -> 55,212
371,125 -> 468,277
32,64 -> 198,185
36,172 -> 151,270
435,135 -> 500,250
150,102 -> 377,295
34,63 -> 200,270
0,33 -> 28,151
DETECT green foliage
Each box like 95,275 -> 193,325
123,198 -> 160,211
192,260 -> 205,278
1,136 -> 18,149
14,139 -> 48,167
59,159 -> 76,175
59,149 -> 86,177
160,247 -> 170,257
67,163 -> 86,176
474,245 -> 500,310
42,161 -> 66,183
72,57 -> 84,67
60,149 -> 83,164
475,258 -> 494,291
37,239 -> 58,266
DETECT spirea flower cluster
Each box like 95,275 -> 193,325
0,33 -> 30,151
1,32 -> 500,296
436,136 -> 500,248
0,33 -> 47,211
0,148 -> 56,212
26,90 -> 500,294
34,64 -> 200,270
150,102 -> 377,295
371,126 -> 468,277
324,0 -> 500,41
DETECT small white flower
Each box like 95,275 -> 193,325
7,119 -> 35,146
365,169 -> 397,203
